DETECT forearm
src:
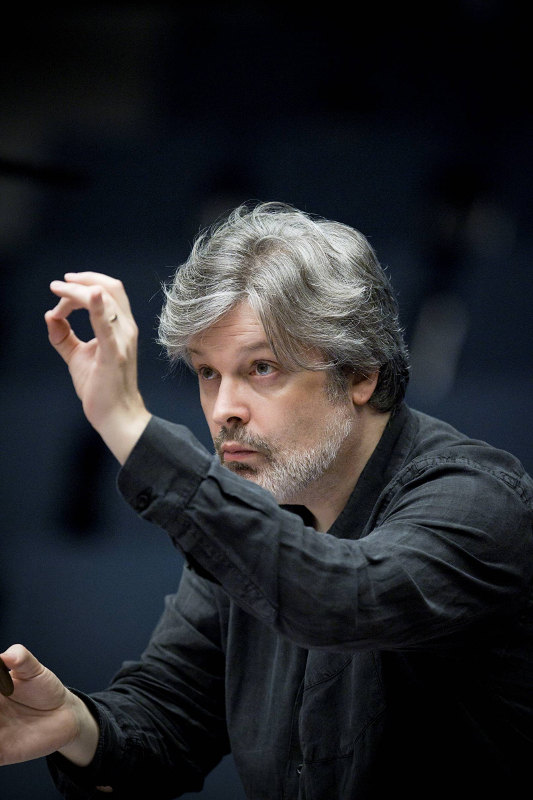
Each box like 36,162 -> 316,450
118,416 -> 533,651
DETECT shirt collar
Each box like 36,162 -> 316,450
329,403 -> 413,540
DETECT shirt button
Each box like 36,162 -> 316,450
136,489 -> 153,511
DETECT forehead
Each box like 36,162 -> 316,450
187,301 -> 272,358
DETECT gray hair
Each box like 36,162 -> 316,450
158,201 -> 409,413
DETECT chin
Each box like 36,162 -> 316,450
225,461 -> 257,478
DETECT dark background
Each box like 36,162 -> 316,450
1,2 -> 531,797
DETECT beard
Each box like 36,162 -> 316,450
214,405 -> 354,504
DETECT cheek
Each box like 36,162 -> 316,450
285,394 -> 351,445
278,401 -> 325,443
198,392 -> 215,429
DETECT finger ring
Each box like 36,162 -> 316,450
109,313 -> 118,323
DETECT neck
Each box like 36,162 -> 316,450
299,408 -> 390,532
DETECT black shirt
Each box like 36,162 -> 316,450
49,404 -> 533,798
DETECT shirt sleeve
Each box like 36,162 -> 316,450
47,565 -> 231,799
117,416 -> 533,651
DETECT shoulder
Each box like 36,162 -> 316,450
398,406 -> 533,507
372,407 -> 533,564
365,408 -> 533,602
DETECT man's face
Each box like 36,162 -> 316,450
188,302 -> 357,504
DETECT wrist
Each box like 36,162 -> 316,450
96,403 -> 152,465
58,691 -> 100,767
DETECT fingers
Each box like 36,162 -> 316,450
63,272 -> 132,315
49,280 -> 107,317
48,272 -> 130,320
48,273 -> 133,332
47,279 -> 125,359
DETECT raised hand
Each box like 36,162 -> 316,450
0,645 -> 99,767
45,272 -> 152,464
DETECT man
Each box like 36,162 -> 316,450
0,202 -> 532,798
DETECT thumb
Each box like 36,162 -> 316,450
0,644 -> 67,711
1,644 -> 42,679
45,311 -> 71,346
44,310 -> 84,365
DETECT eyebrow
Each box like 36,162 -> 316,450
187,340 -> 274,358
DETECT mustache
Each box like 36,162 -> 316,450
214,427 -> 274,459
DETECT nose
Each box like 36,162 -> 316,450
211,376 -> 251,428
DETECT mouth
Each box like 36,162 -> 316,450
221,443 -> 260,463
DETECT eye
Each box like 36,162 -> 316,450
253,361 -> 276,376
197,366 -> 218,381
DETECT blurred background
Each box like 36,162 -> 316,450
1,2 -> 531,797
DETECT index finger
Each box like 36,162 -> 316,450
64,272 -> 132,314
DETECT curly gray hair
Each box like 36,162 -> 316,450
158,202 -> 409,413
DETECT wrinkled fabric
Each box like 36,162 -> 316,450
48,404 -> 533,799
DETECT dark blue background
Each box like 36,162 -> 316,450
1,3 -> 531,797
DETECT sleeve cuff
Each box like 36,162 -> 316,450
117,416 -> 213,524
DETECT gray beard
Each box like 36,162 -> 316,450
218,414 -> 353,504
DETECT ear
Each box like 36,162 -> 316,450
350,371 -> 379,407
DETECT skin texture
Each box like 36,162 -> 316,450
189,301 -> 389,531
0,644 -> 99,767
44,272 -> 152,463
